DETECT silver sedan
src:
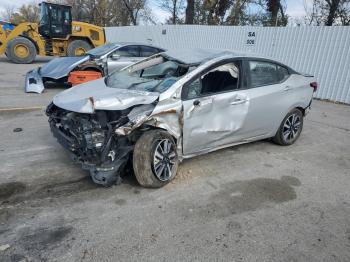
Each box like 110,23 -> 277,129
25,42 -> 165,93
46,49 -> 316,187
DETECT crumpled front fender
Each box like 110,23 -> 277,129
24,68 -> 45,94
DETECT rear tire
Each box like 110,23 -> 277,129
67,40 -> 91,56
272,108 -> 303,146
6,37 -> 37,64
133,130 -> 179,188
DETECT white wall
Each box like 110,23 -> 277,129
105,25 -> 350,104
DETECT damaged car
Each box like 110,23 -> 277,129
25,42 -> 165,93
46,48 -> 317,187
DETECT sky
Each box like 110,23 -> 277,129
0,0 -> 310,23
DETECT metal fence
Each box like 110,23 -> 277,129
105,25 -> 350,104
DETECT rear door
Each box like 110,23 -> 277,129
182,60 -> 250,155
232,59 -> 294,139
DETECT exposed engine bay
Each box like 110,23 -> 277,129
46,102 -> 155,186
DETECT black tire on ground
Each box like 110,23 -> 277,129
272,108 -> 304,146
6,37 -> 37,64
67,40 -> 91,56
133,130 -> 179,188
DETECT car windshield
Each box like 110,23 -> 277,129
87,43 -> 119,57
106,55 -> 190,93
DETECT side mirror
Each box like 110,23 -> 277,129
111,53 -> 120,60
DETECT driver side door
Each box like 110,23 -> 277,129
181,60 -> 250,155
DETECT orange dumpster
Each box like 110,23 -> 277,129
68,71 -> 102,86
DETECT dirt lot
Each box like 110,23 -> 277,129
0,55 -> 350,262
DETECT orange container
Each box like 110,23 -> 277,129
68,71 -> 102,86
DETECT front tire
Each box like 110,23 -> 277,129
273,108 -> 303,146
133,130 -> 178,188
6,37 -> 37,64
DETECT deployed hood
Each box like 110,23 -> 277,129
40,56 -> 90,79
53,78 -> 159,113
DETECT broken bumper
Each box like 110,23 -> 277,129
48,115 -> 132,186
25,68 -> 45,94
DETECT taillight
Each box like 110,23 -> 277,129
310,82 -> 318,92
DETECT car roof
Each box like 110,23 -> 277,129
115,42 -> 165,51
161,48 -> 294,70
162,48 -> 246,65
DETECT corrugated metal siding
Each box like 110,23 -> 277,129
105,25 -> 350,104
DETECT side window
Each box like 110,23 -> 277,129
249,61 -> 289,87
185,78 -> 202,100
201,62 -> 240,95
140,46 -> 160,57
63,9 -> 70,25
276,65 -> 290,82
182,61 -> 240,100
115,46 -> 139,57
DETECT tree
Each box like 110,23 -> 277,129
158,0 -> 185,24
63,0 -> 148,26
182,0 -> 278,26
203,0 -> 233,25
185,0 -> 195,23
8,2 -> 39,25
122,0 -> 146,25
226,0 -> 251,25
306,0 -> 350,25
1,5 -> 16,22
264,0 -> 287,26
338,1 -> 350,24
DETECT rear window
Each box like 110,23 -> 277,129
249,61 -> 289,87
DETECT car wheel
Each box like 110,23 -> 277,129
272,108 -> 303,146
133,130 -> 179,188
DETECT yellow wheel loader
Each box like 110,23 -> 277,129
0,2 -> 105,64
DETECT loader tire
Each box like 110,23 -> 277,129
67,40 -> 91,56
6,37 -> 37,64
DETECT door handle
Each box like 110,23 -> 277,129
230,99 -> 247,105
283,86 -> 292,91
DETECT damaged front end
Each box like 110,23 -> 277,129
46,102 -> 154,186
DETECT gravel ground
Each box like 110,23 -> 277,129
0,56 -> 350,262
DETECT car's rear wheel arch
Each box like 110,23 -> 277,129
296,106 -> 306,116
272,108 -> 304,146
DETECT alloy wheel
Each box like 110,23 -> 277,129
152,139 -> 177,181
282,113 -> 301,142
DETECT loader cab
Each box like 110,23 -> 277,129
38,2 -> 72,38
